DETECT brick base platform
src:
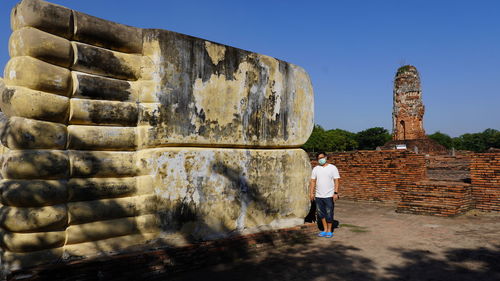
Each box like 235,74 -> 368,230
6,224 -> 318,281
471,153 -> 500,212
396,181 -> 473,216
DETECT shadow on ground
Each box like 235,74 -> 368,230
168,243 -> 500,281
382,245 -> 500,281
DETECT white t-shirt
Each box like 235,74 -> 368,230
311,164 -> 340,198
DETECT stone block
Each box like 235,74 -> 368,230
71,72 -> 138,101
2,247 -> 63,272
66,214 -> 158,244
0,179 -> 67,207
3,56 -> 72,96
139,148 -> 310,239
69,151 -> 138,177
73,10 -> 143,54
1,116 -> 67,149
67,177 -> 148,202
140,31 -> 313,147
69,99 -> 138,126
63,232 -> 158,258
10,0 -> 72,38
1,150 -> 69,179
9,27 -> 73,67
71,42 -> 143,80
0,204 -> 67,232
1,230 -> 65,252
0,86 -> 69,123
67,195 -> 156,225
67,126 -> 136,150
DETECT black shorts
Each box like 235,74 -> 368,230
315,197 -> 334,223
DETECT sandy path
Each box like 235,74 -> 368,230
168,200 -> 500,281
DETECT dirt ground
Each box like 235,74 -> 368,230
169,200 -> 500,281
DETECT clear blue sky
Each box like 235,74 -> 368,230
1,0 -> 499,137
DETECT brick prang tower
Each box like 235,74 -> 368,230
392,65 -> 426,140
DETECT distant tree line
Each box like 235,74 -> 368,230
302,125 -> 500,153
428,129 -> 500,152
302,125 -> 391,152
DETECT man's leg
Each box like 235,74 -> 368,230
316,198 -> 328,236
321,218 -> 328,232
324,197 -> 334,236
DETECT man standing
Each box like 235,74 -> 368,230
309,152 -> 340,238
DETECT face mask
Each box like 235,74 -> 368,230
318,158 -> 327,165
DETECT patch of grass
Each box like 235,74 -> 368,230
339,223 -> 370,233
350,228 -> 369,233
339,223 -> 360,228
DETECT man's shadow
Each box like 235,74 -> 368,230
304,200 -> 339,231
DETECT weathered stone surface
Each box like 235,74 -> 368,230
139,148 -> 310,239
69,151 -> 138,177
0,0 -> 314,273
71,42 -> 143,80
1,230 -> 65,252
66,214 -> 158,244
0,204 -> 67,232
1,116 -> 67,149
1,150 -> 69,179
1,179 -> 67,207
0,86 -> 69,123
67,177 -> 150,202
9,27 -> 73,67
3,56 -> 72,95
63,232 -> 158,258
69,99 -> 138,126
10,0 -> 72,38
68,126 -> 136,150
140,30 -> 314,147
71,72 -> 138,102
67,195 -> 156,224
2,247 -> 63,271
73,11 -> 143,54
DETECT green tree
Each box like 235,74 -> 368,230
325,129 -> 358,151
482,128 -> 500,149
453,129 -> 500,152
302,125 -> 328,152
303,126 -> 359,152
428,131 -> 453,149
356,127 -> 391,150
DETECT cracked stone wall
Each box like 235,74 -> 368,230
0,0 -> 314,272
392,65 -> 426,140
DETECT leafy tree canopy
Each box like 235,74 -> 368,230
303,126 -> 500,153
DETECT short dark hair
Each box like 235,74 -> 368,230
316,152 -> 327,159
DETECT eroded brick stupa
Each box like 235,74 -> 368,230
383,65 -> 446,154
392,65 -> 425,140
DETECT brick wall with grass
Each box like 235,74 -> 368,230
471,153 -> 500,211
314,151 -> 427,202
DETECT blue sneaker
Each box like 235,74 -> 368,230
324,232 -> 334,238
317,231 -> 327,237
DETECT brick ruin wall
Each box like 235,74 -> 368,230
311,151 -> 499,216
471,153 -> 500,211
315,151 -> 427,202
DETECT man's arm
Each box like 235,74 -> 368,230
333,178 -> 340,200
309,179 -> 316,201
